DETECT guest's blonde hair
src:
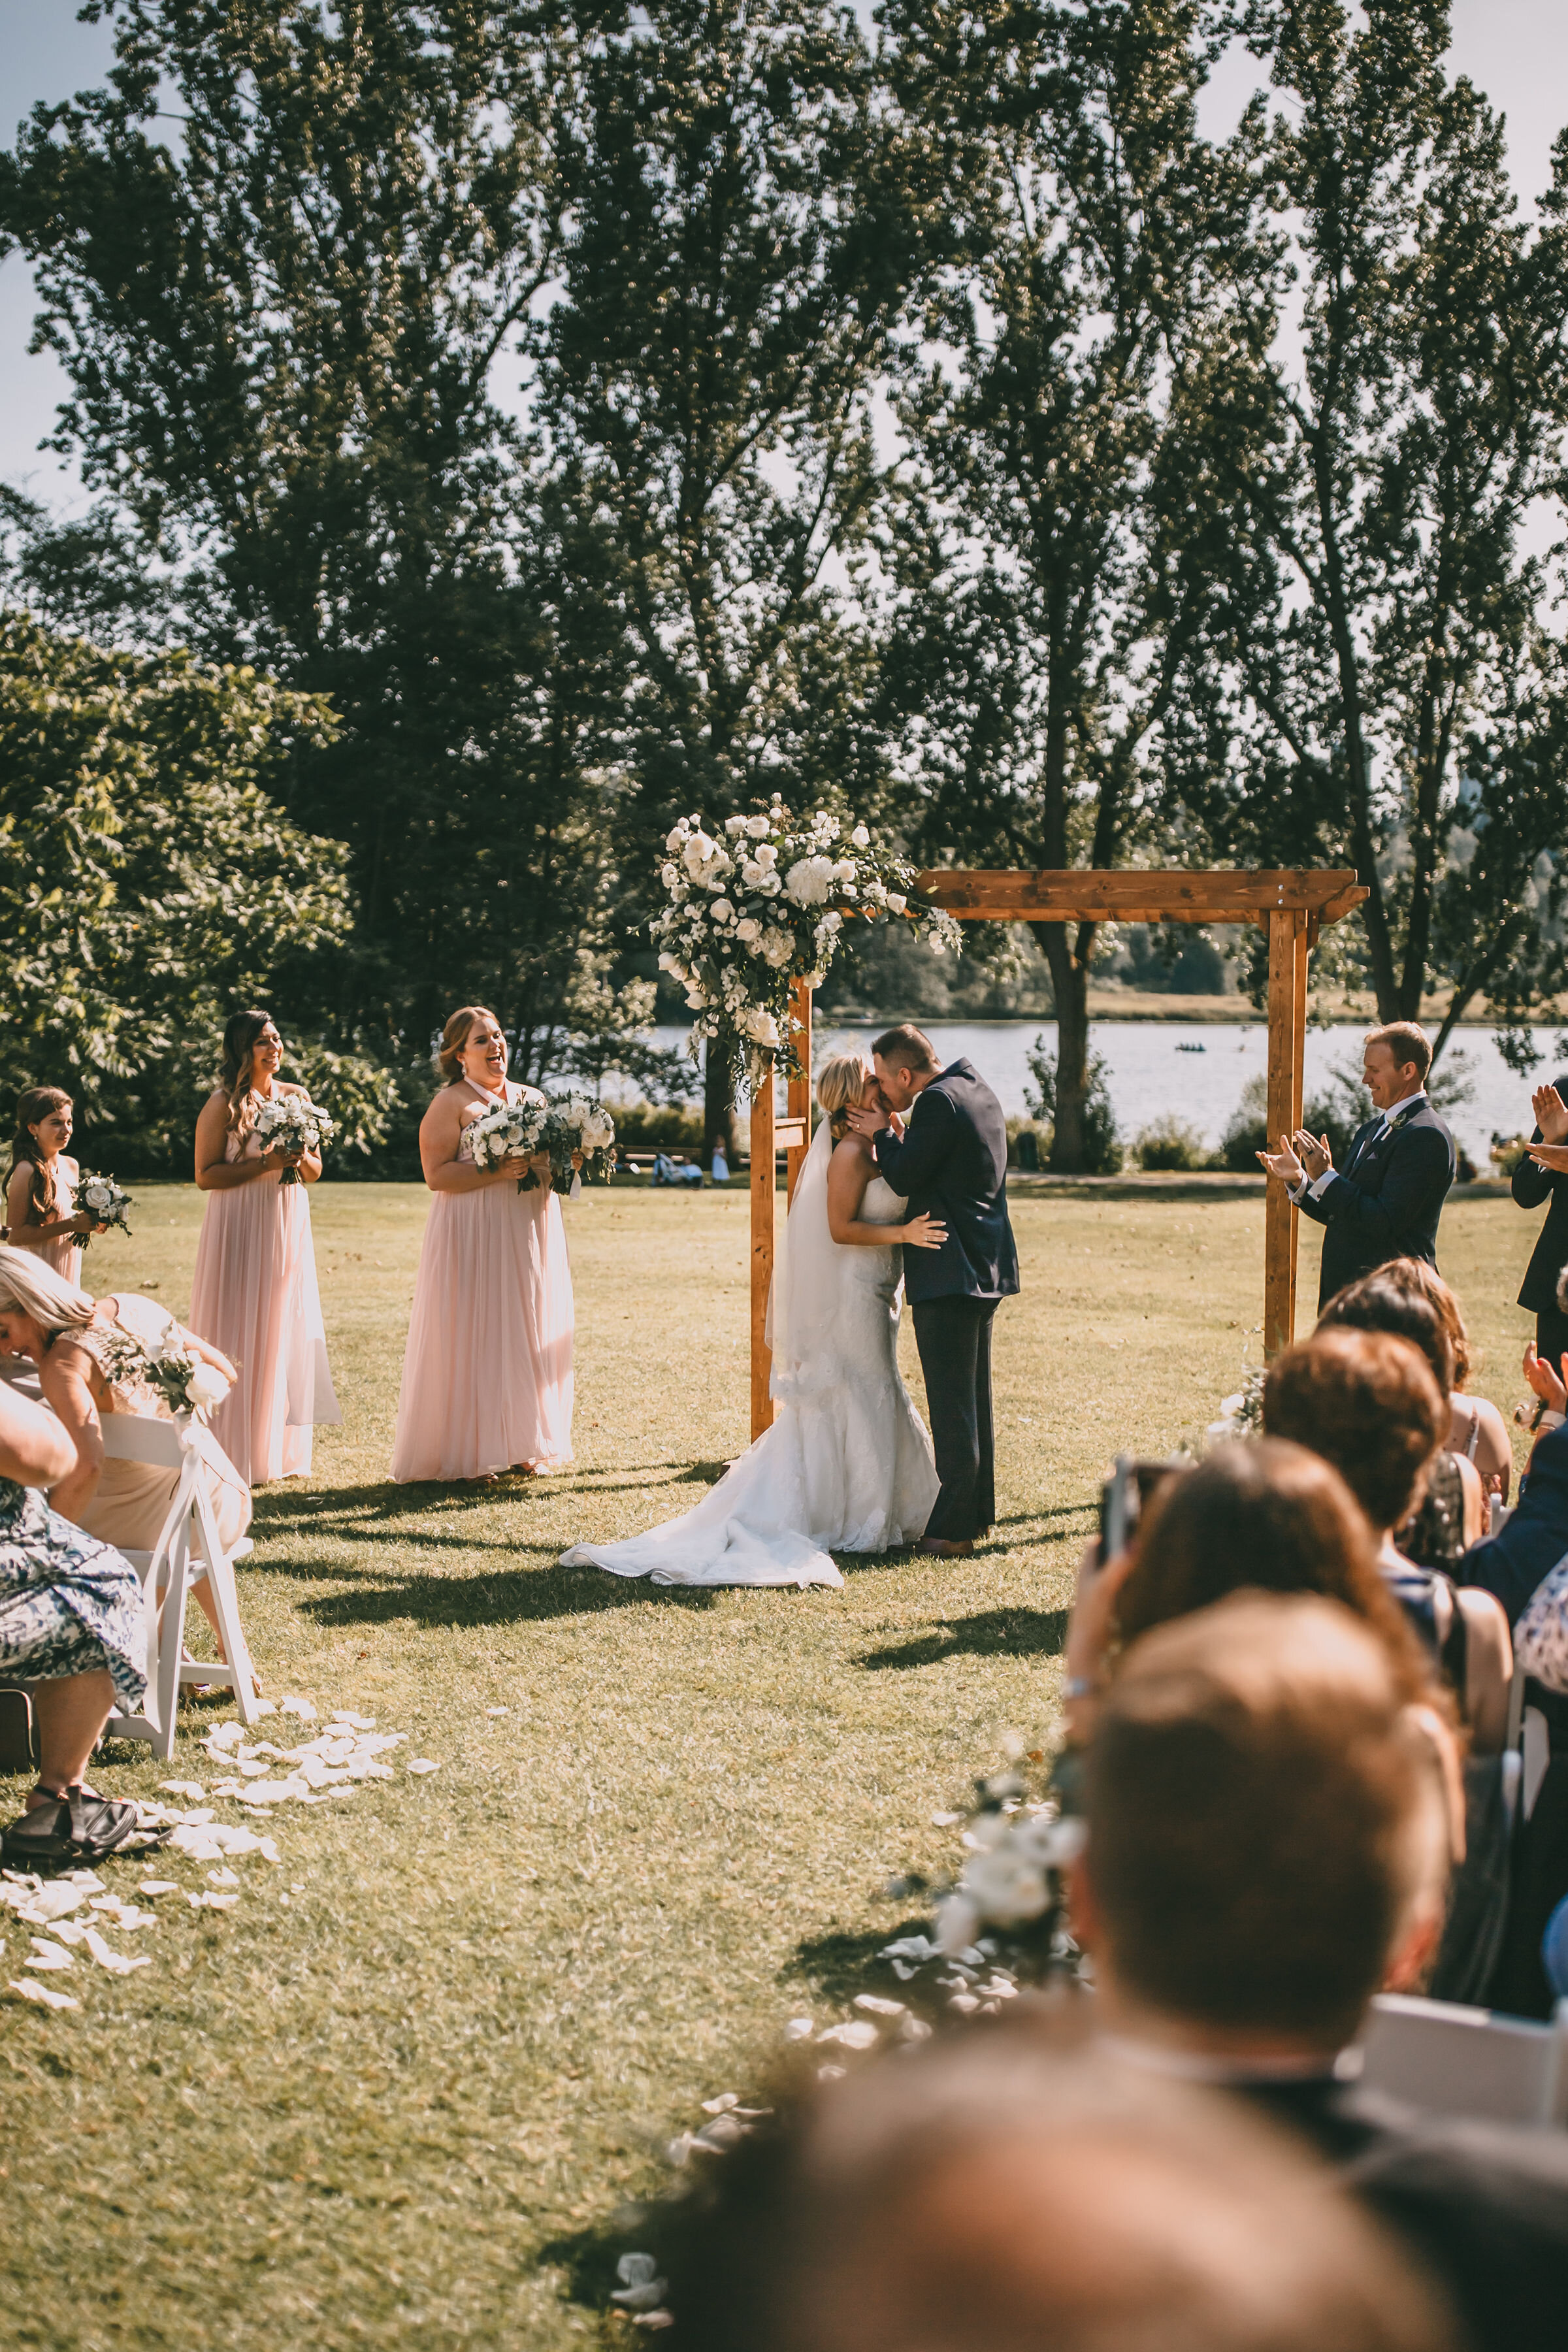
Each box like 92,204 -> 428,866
0,1243 -> 96,1337
816,1054 -> 872,1141
436,1006 -> 502,1086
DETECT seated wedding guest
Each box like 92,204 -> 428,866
662,2019 -> 1456,2352
1263,1328 -> 1511,1750
1512,1075 -> 1568,1370
3,1085 -> 105,1286
1071,1592 -> 1568,2352
0,1245 -> 251,1675
1462,1338 -> 1568,1624
1382,1258 -> 1513,1500
0,1378 -> 146,1864
1315,1271 -> 1486,1560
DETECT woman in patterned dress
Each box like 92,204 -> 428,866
188,1008 -> 340,1485
0,1378 -> 146,1863
391,1005 -> 575,1484
3,1085 -> 105,1286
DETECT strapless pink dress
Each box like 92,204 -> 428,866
188,1124 -> 340,1484
391,1081 -> 574,1482
15,1160 -> 82,1287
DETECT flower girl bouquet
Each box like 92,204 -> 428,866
545,1097 -> 616,1198
465,1094 -> 550,1190
74,1171 -> 133,1249
252,1093 -> 337,1184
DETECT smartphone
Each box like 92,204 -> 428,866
1097,1456 -> 1179,1566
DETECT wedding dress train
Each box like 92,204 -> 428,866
559,1120 -> 938,1588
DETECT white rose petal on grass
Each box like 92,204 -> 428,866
853,1995 -> 907,2019
85,1929 -> 152,1975
188,1892 -> 240,1910
406,1759 -> 440,1776
26,1942 -> 74,1971
612,2254 -> 670,2314
280,1697 -> 318,1720
159,1781 -> 206,1801
816,2019 -> 879,2051
10,1977 -> 79,2011
783,2017 -> 814,2042
208,1868 -> 240,1888
485,1707 -> 508,1718
700,2093 -> 740,2115
139,1882 -> 180,1897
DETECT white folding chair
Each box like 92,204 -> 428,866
98,1415 -> 259,1760
1358,1993 -> 1568,2128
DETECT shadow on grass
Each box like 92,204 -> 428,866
296,1563 -> 719,1628
536,2215 -> 653,2318
250,1458 -> 725,1534
783,1919 -> 932,2006
857,1607 -> 1070,1672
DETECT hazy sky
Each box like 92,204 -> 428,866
1,0 -> 1565,513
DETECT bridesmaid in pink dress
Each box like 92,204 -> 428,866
391,1005 -> 574,1484
189,1009 -> 341,1485
3,1087 -> 105,1287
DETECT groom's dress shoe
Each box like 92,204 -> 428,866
917,1537 -> 974,1558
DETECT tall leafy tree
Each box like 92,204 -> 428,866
877,0 -> 1264,1167
1182,0 -> 1568,1042
0,0 -> 642,1071
535,0 -> 912,1143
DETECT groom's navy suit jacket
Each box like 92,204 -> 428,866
1298,1098 -> 1456,1309
872,1060 -> 1020,1305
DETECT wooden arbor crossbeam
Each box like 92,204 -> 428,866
747,869 -> 1368,1441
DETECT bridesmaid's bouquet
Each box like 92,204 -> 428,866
252,1093 -> 337,1184
545,1097 -> 616,1198
466,1094 -> 549,1190
74,1171 -> 133,1249
96,1326 -> 230,1420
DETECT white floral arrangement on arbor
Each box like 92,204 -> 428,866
651,796 -> 963,1083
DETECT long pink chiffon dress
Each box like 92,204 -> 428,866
188,1121 -> 341,1485
24,1159 -> 82,1286
391,1079 -> 574,1483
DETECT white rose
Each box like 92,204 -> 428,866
710,897 -> 734,924
665,824 -> 688,853
187,1362 -> 230,1413
661,862 -> 679,889
734,917 -> 760,941
851,824 -> 870,847
961,1845 -> 1050,1929
759,872 -> 783,896
742,1007 -> 780,1049
834,859 -> 857,883
724,815 -> 747,836
745,814 -> 770,838
683,829 -> 717,876
755,842 -> 777,868
763,929 -> 794,968
886,891 -> 907,914
785,855 -> 834,907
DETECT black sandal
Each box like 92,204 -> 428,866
1,1786 -> 140,1866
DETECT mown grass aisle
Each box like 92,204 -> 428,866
0,1181 -> 1535,2349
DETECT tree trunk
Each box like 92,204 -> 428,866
703,1041 -> 738,1170
1036,921 -> 1095,1171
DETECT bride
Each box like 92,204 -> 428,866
559,1053 -> 943,1588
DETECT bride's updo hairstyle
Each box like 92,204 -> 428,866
817,1054 -> 873,1143
436,1007 -> 502,1085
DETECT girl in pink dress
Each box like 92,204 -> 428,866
391,1005 -> 574,1484
3,1087 -> 105,1286
188,1009 -> 340,1486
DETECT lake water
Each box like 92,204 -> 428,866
647,1020 -> 1567,1163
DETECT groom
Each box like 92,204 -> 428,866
848,1026 -> 1019,1558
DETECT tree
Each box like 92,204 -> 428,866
535,0 -> 913,1143
0,608 -> 393,1167
1181,0 -> 1568,1043
877,0 -> 1264,1166
0,0 -> 646,1073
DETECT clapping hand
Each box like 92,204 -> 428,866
1524,1339 -> 1568,1418
1292,1128 -> 1333,1181
1533,1085 -> 1568,1145
1256,1132 -> 1305,1186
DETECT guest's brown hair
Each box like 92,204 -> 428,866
1262,1329 -> 1446,1534
1316,1271 -> 1455,1398
871,1024 -> 939,1075
1384,1258 -> 1473,1389
1087,1593 -> 1453,2048
437,1006 -> 502,1086
1365,1021 -> 1432,1083
5,1086 -> 73,1220
220,1009 -> 274,1137
1116,1439 -> 1433,1708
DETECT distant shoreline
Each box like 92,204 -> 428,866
813,995 -> 1549,1028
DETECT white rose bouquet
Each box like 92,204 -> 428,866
651,798 -> 963,1086
252,1094 -> 337,1186
97,1326 -> 231,1421
544,1096 -> 615,1198
465,1093 -> 550,1191
74,1171 -> 133,1250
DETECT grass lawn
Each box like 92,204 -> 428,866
0,1178 -> 1544,2350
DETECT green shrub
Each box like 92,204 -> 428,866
1133,1115 -> 1210,1171
601,1101 -> 706,1153
1024,1040 -> 1123,1173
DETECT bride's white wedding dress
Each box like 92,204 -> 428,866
559,1120 -> 939,1588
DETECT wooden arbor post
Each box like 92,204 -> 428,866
743,869 -> 1366,1433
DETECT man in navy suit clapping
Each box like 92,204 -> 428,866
1258,1022 -> 1456,1311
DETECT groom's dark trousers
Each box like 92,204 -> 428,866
872,1060 -> 1019,1544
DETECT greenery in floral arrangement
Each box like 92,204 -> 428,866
652,799 -> 962,1089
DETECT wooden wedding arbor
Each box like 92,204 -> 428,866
747,867 -> 1369,1440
